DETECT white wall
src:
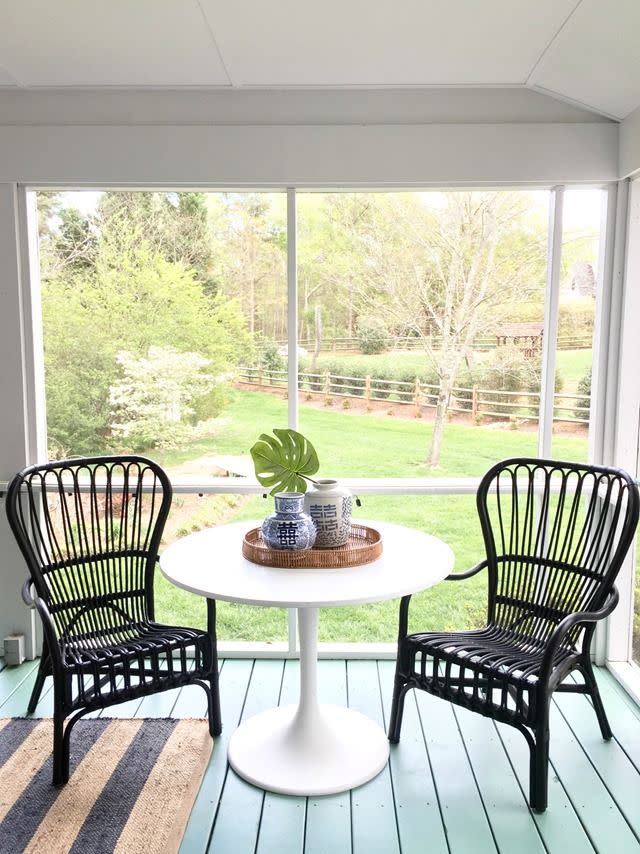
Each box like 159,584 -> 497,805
0,185 -> 38,657
0,122 -> 619,187
620,105 -> 640,179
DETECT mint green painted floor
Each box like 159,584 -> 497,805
2,657 -> 640,853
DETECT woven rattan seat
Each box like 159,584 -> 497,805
406,626 -> 576,726
6,455 -> 222,785
388,458 -> 639,812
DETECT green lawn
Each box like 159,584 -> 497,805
555,348 -> 592,390
155,388 -> 590,644
164,387 -> 587,478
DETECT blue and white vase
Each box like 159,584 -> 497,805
261,492 -> 317,551
303,479 -> 353,548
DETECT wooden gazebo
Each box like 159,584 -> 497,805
495,322 -> 544,357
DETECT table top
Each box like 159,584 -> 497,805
159,519 -> 455,608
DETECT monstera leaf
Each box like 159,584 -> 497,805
250,428 -> 319,496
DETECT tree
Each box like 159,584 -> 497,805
344,192 -> 547,466
297,194 -> 374,342
210,194 -> 286,339
42,207 -> 252,456
96,191 -> 217,292
53,206 -> 98,274
109,347 -> 216,452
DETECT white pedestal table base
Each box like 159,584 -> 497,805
227,607 -> 390,795
227,702 -> 390,796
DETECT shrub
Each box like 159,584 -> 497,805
473,346 -> 558,418
574,368 -> 591,420
370,372 -> 392,400
357,316 -> 389,355
452,366 -> 475,411
557,298 -> 595,343
258,339 -> 286,382
394,370 -> 420,403
344,374 -> 367,397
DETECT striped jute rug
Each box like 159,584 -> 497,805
0,717 -> 213,854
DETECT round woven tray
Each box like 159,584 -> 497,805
242,523 -> 382,569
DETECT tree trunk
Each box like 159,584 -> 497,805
427,373 -> 453,467
347,278 -> 354,338
312,305 -> 322,371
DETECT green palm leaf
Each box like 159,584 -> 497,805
250,428 -> 319,496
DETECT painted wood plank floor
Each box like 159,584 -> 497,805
1,657 -> 640,854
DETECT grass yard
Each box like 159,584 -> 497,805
154,388 -> 593,644
555,348 -> 592,390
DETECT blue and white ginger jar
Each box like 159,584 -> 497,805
261,492 -> 317,551
303,479 -> 352,548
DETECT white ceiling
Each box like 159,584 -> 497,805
0,0 -> 638,120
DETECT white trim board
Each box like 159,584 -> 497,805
0,123 -> 618,186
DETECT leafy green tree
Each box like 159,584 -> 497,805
210,194 -> 287,339
297,194 -> 374,342
96,191 -> 217,292
53,207 -> 98,274
109,347 -> 216,452
42,210 -> 252,456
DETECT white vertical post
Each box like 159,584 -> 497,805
286,187 -> 299,654
0,185 -> 46,658
538,186 -> 564,459
589,184 -> 620,468
608,177 -> 640,664
17,188 -> 48,464
287,187 -> 298,429
588,183 -> 624,664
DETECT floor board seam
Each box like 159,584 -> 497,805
450,702 -> 500,854
413,689 -> 452,854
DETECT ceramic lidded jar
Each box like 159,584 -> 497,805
303,479 -> 353,548
261,492 -> 317,551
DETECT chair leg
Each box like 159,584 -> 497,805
27,650 -> 50,715
529,718 -> 550,813
388,675 -> 409,744
581,658 -> 612,740
52,710 -> 69,786
206,600 -> 222,737
208,674 -> 222,737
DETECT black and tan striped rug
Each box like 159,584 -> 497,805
0,717 -> 213,854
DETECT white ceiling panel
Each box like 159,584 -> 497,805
0,1 -> 230,87
530,0 -> 640,119
200,0 -> 577,87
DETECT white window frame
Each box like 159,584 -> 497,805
14,181 -> 632,668
606,177 -> 640,702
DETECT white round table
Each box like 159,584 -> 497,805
159,519 -> 454,796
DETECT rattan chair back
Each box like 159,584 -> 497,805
7,456 -> 171,645
479,458 -> 638,650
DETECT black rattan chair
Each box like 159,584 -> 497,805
6,455 -> 221,785
388,457 -> 639,812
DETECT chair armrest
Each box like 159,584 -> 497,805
22,576 -> 35,607
27,593 -> 64,669
539,586 -> 619,682
446,560 -> 488,581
